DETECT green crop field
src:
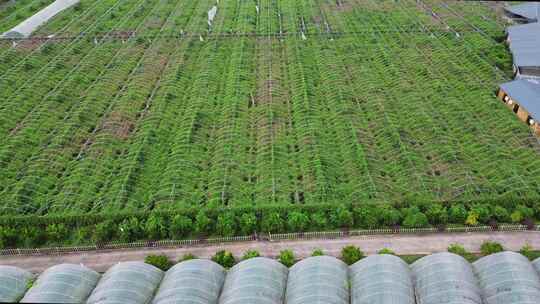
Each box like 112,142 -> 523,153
0,0 -> 539,246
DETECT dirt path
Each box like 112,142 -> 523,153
1,231 -> 539,272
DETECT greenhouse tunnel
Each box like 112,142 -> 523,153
473,251 -> 540,304
412,252 -> 482,304
86,261 -> 163,304
218,257 -> 288,304
350,254 -> 415,304
0,265 -> 33,303
20,263 -> 100,303
285,256 -> 349,304
152,259 -> 225,304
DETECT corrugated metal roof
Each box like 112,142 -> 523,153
506,22 -> 540,70
505,3 -> 540,21
500,79 -> 540,121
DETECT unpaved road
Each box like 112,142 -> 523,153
1,231 -> 538,272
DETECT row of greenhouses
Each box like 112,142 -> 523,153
2,252 -> 540,303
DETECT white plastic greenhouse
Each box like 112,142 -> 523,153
473,251 -> 540,304
350,254 -> 415,304
152,259 -> 225,304
20,264 -> 99,303
285,256 -> 349,304
0,266 -> 33,303
219,257 -> 288,304
86,262 -> 163,304
412,252 -> 482,304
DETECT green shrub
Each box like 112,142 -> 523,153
278,249 -> 295,267
330,205 -> 353,228
0,226 -> 19,248
310,211 -> 328,230
212,250 -> 236,268
353,206 -> 378,228
239,213 -> 257,235
341,245 -> 364,265
260,212 -> 285,233
179,253 -> 197,261
170,215 -> 193,238
448,243 -> 476,262
46,223 -> 68,243
195,211 -> 212,235
480,241 -> 504,256
378,205 -> 402,226
425,204 -> 448,225
145,214 -> 168,240
242,249 -> 261,260
93,221 -> 115,243
118,218 -> 143,242
378,248 -> 395,255
493,206 -> 510,223
216,212 -> 237,237
449,204 -> 468,223
145,254 -> 174,271
519,244 -> 540,261
288,211 -> 310,232
312,248 -> 324,256
402,207 -> 429,228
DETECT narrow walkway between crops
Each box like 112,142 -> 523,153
2,231 -> 539,272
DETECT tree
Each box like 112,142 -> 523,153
239,212 -> 257,235
378,205 -> 402,227
170,215 -> 193,238
425,204 -> 448,225
46,223 -> 68,243
471,204 -> 492,224
93,221 -> 115,243
353,206 -> 378,228
212,250 -> 236,268
278,249 -> 295,267
242,249 -> 261,260
341,245 -> 364,265
480,241 -> 504,256
145,214 -> 168,240
216,212 -> 237,237
145,254 -> 174,271
310,211 -> 328,230
449,204 -> 468,223
287,211 -> 310,232
511,205 -> 534,224
260,212 -> 284,233
402,207 -> 429,228
493,206 -> 510,223
312,248 -> 324,256
195,210 -> 212,235
118,218 -> 143,242
0,226 -> 19,248
330,205 -> 353,228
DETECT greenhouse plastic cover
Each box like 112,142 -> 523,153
505,3 -> 540,21
473,251 -> 540,304
153,259 -> 225,304
87,262 -> 163,304
412,252 -> 481,304
285,256 -> 348,304
351,254 -> 414,304
0,265 -> 33,302
20,263 -> 100,303
219,257 -> 288,304
1,0 -> 80,38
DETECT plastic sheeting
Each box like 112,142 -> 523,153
87,262 -> 163,304
152,259 -> 225,304
0,265 -> 33,302
219,257 -> 288,304
2,0 -> 80,38
351,254 -> 414,304
412,252 -> 481,304
285,256 -> 348,304
20,263 -> 99,303
473,251 -> 540,304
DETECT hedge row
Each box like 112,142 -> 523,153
1,196 -> 540,249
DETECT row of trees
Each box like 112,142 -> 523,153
0,200 -> 538,249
